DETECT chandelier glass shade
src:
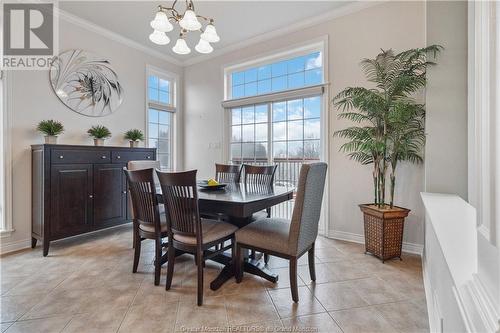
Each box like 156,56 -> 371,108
195,39 -> 213,54
149,0 -> 220,55
172,38 -> 191,54
149,30 -> 170,45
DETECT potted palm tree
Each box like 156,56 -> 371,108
334,45 -> 442,262
124,129 -> 144,147
87,125 -> 111,146
37,120 -> 64,144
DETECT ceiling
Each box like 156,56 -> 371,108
59,1 -> 353,64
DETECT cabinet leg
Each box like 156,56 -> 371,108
31,237 -> 37,249
43,240 -> 50,257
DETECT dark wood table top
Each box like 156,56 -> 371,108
197,183 -> 293,203
156,183 -> 294,221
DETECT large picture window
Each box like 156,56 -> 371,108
224,43 -> 326,220
146,68 -> 177,170
229,96 -> 321,188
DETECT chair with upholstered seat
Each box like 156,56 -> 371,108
235,162 -> 328,302
124,168 -> 167,286
127,160 -> 162,249
157,169 -> 238,306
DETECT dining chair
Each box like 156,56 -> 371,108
235,162 -> 328,302
127,160 -> 162,249
202,163 -> 242,221
215,163 -> 242,183
124,168 -> 167,286
243,164 -> 278,263
157,169 -> 238,306
243,164 -> 277,187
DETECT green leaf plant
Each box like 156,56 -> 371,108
333,45 -> 442,208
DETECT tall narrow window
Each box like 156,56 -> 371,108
0,70 -> 13,234
147,68 -> 177,170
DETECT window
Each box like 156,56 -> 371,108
223,43 -> 327,220
230,51 -> 323,99
0,70 -> 13,234
230,104 -> 269,163
229,96 -> 322,187
146,68 -> 177,170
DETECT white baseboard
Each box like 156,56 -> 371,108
328,229 -> 424,256
0,238 -> 31,255
0,223 -> 133,256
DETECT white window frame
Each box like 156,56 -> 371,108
224,39 -> 327,101
221,37 -> 330,235
468,1 -> 498,245
0,70 -> 13,236
145,65 -> 178,171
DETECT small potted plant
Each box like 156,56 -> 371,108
36,120 -> 64,144
87,125 -> 111,146
124,129 -> 144,148
333,45 -> 442,262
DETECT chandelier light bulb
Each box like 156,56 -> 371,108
149,30 -> 170,45
172,38 -> 191,54
179,9 -> 202,31
195,38 -> 213,54
150,11 -> 173,32
200,24 -> 220,43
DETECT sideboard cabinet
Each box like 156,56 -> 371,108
31,144 -> 156,256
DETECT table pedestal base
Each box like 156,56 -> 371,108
209,254 -> 278,291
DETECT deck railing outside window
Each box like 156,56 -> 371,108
231,158 -> 319,219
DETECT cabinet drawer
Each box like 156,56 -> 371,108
111,151 -> 155,163
51,149 -> 111,164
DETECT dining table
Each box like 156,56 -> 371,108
156,182 -> 294,290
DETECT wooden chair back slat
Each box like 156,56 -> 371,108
157,170 -> 201,238
123,168 -> 161,231
215,163 -> 242,183
243,164 -> 277,187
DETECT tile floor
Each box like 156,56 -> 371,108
0,225 -> 429,333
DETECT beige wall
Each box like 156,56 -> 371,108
425,1 -> 468,199
184,1 -> 427,247
3,19 -> 183,250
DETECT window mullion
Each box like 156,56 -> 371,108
268,102 -> 272,164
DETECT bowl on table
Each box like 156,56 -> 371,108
197,180 -> 227,191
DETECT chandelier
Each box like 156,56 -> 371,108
149,0 -> 220,55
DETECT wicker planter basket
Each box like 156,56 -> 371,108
359,204 -> 410,262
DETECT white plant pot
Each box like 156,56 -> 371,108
94,138 -> 105,146
44,135 -> 58,144
129,140 -> 139,148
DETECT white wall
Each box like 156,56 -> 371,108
2,18 -> 183,252
184,1 -> 426,249
425,1 -> 468,200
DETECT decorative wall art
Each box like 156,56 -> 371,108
49,49 -> 123,117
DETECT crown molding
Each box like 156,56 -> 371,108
56,8 -> 184,67
182,1 -> 385,67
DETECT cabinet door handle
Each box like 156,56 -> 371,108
89,195 -> 93,199
146,156 -> 151,159
59,155 -> 64,159
116,156 -> 121,159
101,155 -> 107,159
